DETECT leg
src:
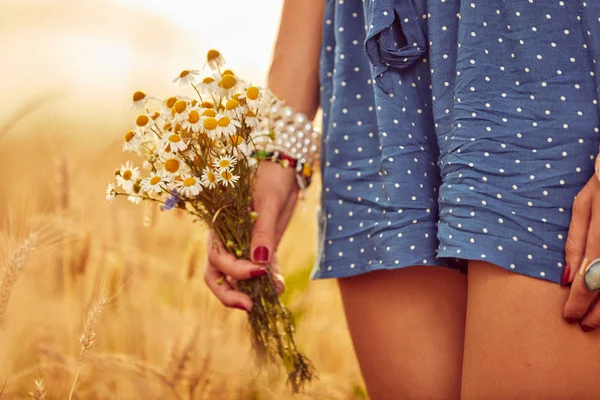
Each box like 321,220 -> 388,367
462,261 -> 600,400
338,266 -> 467,400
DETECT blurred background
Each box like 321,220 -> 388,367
0,0 -> 365,398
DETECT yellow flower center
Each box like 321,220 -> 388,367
202,109 -> 216,117
207,171 -> 216,183
188,110 -> 200,123
174,100 -> 187,114
202,77 -> 215,84
169,134 -> 181,143
151,112 -> 160,120
165,159 -> 180,173
222,69 -> 234,76
225,99 -> 239,110
220,170 -> 233,180
123,170 -> 132,180
204,118 -> 218,130
136,115 -> 149,127
179,70 -> 191,78
246,110 -> 256,117
207,49 -> 221,61
219,159 -> 231,168
132,91 -> 145,102
191,99 -> 198,107
163,122 -> 172,131
166,97 -> 177,108
230,135 -> 244,146
150,176 -> 161,185
202,101 -> 214,109
124,130 -> 135,142
183,177 -> 196,187
219,74 -> 237,90
246,86 -> 259,100
218,116 -> 231,127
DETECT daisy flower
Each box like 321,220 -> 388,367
216,115 -> 241,136
206,49 -> 225,71
202,116 -> 219,138
161,96 -> 179,116
162,156 -> 183,175
239,86 -> 263,110
130,91 -> 155,111
161,133 -> 188,153
198,76 -> 217,92
172,69 -> 199,85
213,154 -> 237,170
133,113 -> 153,134
223,98 -> 245,119
200,167 -> 217,189
116,161 -> 140,192
175,174 -> 203,197
106,183 -> 116,201
171,99 -> 189,122
217,168 -> 240,188
218,74 -> 238,94
244,110 -> 259,128
182,108 -> 202,133
201,108 -> 217,118
141,170 -> 171,194
128,195 -> 142,205
228,135 -> 250,158
122,130 -> 143,152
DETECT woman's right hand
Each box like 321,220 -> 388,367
203,161 -> 299,311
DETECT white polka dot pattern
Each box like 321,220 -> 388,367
311,0 -> 600,285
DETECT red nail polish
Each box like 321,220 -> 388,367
250,268 -> 267,278
581,324 -> 595,332
233,303 -> 248,311
253,246 -> 269,263
565,317 -> 579,324
561,264 -> 571,286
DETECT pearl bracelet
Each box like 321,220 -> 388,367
268,104 -> 320,168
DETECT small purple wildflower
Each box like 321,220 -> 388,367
161,190 -> 183,211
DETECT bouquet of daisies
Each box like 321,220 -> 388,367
106,50 -> 315,392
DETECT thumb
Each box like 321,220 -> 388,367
565,189 -> 592,285
251,194 -> 284,265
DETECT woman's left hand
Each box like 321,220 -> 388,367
563,174 -> 600,331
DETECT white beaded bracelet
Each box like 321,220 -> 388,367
269,104 -> 321,167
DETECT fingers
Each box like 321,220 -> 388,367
203,260 -> 253,311
564,191 -> 600,327
564,184 -> 593,285
250,164 -> 294,265
207,232 -> 268,280
270,254 -> 286,296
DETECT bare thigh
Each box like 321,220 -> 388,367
338,266 -> 468,400
462,261 -> 600,400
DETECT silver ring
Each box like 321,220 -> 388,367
583,258 -> 600,292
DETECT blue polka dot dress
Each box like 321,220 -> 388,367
311,0 -> 600,284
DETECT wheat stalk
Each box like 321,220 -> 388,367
71,233 -> 91,277
78,297 -> 107,362
30,379 -> 48,400
68,296 -> 107,400
186,243 -> 199,281
56,154 -> 69,211
0,233 -> 37,329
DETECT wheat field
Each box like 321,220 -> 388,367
0,1 -> 365,399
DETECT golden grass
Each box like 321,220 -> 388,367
0,113 -> 365,398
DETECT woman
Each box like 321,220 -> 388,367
204,0 -> 600,398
